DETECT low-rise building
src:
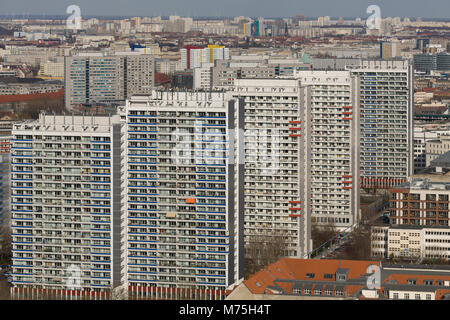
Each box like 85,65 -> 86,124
371,225 -> 450,261
227,258 -> 450,300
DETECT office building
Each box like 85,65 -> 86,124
10,114 -> 122,299
121,92 -> 244,299
414,52 -> 450,73
371,225 -> 450,261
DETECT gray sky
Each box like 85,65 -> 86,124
1,0 -> 449,19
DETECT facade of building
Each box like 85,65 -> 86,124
389,179 -> 450,227
193,64 -> 213,90
371,225 -> 450,261
380,41 -> 401,59
181,45 -> 229,70
10,114 -> 123,299
212,61 -> 276,90
39,58 -> 65,78
414,127 -> 439,173
120,92 -> 245,299
232,78 -> 311,258
294,71 -> 361,228
64,52 -> 154,110
347,60 -> 413,190
414,52 -> 450,73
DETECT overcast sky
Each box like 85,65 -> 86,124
1,0 -> 449,19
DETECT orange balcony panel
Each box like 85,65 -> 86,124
343,181 -> 352,184
342,175 -> 352,178
289,200 -> 301,204
289,207 -> 301,211
342,186 -> 352,190
342,106 -> 352,109
342,112 -> 352,115
289,214 -> 301,218
289,127 -> 301,130
186,198 -> 195,204
289,134 -> 301,137
289,120 -> 302,124
342,117 -> 352,120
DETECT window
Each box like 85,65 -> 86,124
408,279 -> 417,285
415,294 -> 421,300
424,280 -> 433,286
393,293 -> 399,299
324,274 -> 333,279
404,293 -> 409,300
293,288 -> 301,295
426,294 -> 432,300
306,273 -> 315,279
335,290 -> 343,296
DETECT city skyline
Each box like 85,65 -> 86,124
1,0 -> 450,20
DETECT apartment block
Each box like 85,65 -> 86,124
389,179 -> 450,227
295,71 -> 361,228
181,45 -> 229,70
347,60 -> 413,189
121,92 -> 244,299
193,64 -> 213,90
232,79 -> 311,258
212,60 -> 276,90
64,52 -> 154,110
10,114 -> 123,299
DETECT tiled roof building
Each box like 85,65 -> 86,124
227,258 -> 450,300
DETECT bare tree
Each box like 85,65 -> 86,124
244,229 -> 289,279
311,221 -> 337,249
340,225 -> 371,260
111,285 -> 128,300
0,279 -> 10,300
0,224 -> 11,265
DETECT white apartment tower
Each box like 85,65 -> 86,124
10,114 -> 123,299
65,52 -> 154,110
295,71 -> 361,229
232,79 -> 311,258
233,76 -> 360,259
347,60 -> 413,189
121,92 -> 245,299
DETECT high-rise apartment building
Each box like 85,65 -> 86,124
295,71 -> 361,229
346,60 -> 413,189
120,92 -> 244,299
232,79 -> 311,258
64,52 -> 154,110
181,45 -> 229,70
10,114 -> 123,299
